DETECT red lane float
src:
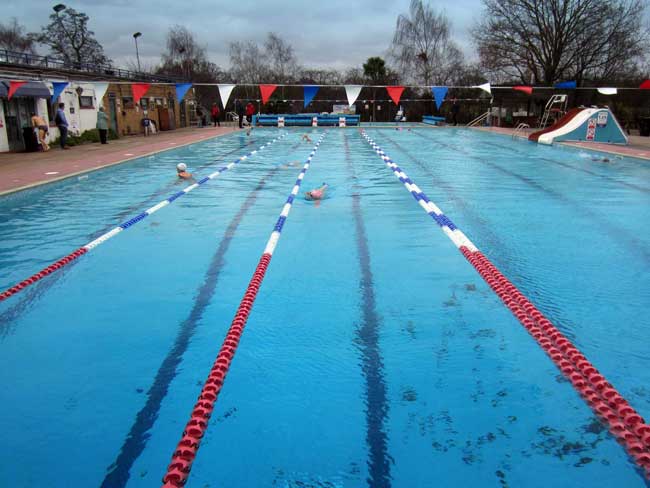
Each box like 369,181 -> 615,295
161,254 -> 271,487
160,132 -> 327,487
460,246 -> 650,477
0,247 -> 87,302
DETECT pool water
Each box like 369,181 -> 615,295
0,128 -> 648,487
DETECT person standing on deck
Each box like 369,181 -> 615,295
235,99 -> 244,128
451,99 -> 460,126
245,101 -> 255,126
55,103 -> 69,150
96,107 -> 109,144
211,103 -> 221,127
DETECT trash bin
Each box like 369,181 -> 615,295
22,127 -> 40,152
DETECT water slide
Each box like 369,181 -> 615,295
529,107 -> 628,145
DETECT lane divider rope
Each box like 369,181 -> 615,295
161,132 -> 327,487
360,130 -> 650,479
0,133 -> 288,303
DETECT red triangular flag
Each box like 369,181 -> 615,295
8,81 -> 28,100
132,83 -> 151,104
260,84 -> 277,104
386,86 -> 405,106
513,85 -> 533,95
640,80 -> 650,90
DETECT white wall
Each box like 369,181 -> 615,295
46,81 -> 99,142
0,103 -> 8,152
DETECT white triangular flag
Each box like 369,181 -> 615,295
218,84 -> 236,108
597,87 -> 617,95
345,85 -> 363,107
473,82 -> 491,95
93,82 -> 109,107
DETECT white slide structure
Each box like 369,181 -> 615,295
531,107 -> 628,145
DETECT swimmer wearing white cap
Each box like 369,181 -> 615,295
177,162 -> 192,179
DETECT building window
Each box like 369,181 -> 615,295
140,98 -> 148,109
155,98 -> 164,106
122,97 -> 134,109
79,95 -> 94,109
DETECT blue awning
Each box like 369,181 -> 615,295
0,80 -> 50,99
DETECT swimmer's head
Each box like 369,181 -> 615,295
176,163 -> 187,172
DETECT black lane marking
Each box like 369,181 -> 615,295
344,132 -> 392,487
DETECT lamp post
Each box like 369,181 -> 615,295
53,3 -> 66,13
133,32 -> 142,72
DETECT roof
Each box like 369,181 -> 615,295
0,80 -> 50,99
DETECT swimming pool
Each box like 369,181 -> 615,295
0,127 -> 648,487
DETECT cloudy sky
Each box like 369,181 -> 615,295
9,0 -> 484,70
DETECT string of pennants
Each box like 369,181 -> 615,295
6,79 -> 650,109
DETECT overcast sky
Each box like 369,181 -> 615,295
9,0 -> 484,70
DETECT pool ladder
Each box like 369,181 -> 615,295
467,111 -> 491,127
512,123 -> 530,139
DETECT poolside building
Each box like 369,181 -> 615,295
0,53 -> 196,152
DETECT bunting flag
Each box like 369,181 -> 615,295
50,81 -> 68,103
344,85 -> 363,106
217,84 -> 235,108
259,84 -> 277,104
93,82 -> 109,107
8,80 -> 28,100
473,82 -> 491,95
513,85 -> 533,95
597,87 -> 618,95
640,80 -> 650,90
431,86 -> 448,110
554,81 -> 577,89
386,86 -> 405,106
175,83 -> 193,103
132,83 -> 151,104
303,85 -> 319,107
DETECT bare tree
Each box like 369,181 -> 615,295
0,18 -> 36,54
229,40 -> 270,83
473,0 -> 649,85
264,32 -> 299,82
38,8 -> 110,66
298,68 -> 341,85
390,0 -> 464,85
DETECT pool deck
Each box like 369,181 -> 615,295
473,126 -> 650,161
0,126 -> 239,196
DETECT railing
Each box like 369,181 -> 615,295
512,123 -> 530,139
0,48 -> 182,83
467,111 -> 490,127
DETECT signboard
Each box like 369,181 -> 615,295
586,118 -> 596,140
597,111 -> 608,126
332,104 -> 356,114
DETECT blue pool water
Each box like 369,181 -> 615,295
0,128 -> 648,487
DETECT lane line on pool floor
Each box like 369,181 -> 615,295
101,165 -> 281,488
343,133 -> 391,487
360,130 -> 650,480
0,133 -> 288,303
161,132 -> 327,487
0,138 -> 269,334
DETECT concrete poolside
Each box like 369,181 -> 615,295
473,126 -> 650,161
0,126 -> 239,196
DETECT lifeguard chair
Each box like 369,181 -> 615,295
539,94 -> 568,128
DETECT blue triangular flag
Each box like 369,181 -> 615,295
554,81 -> 576,89
432,86 -> 448,110
51,81 -> 68,103
175,83 -> 193,103
303,85 -> 319,107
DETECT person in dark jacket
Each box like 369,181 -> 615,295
235,99 -> 244,128
55,103 -> 69,149
451,99 -> 460,126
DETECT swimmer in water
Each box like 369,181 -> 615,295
592,156 -> 610,163
302,134 -> 312,143
177,162 -> 192,179
280,161 -> 300,169
305,183 -> 328,201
